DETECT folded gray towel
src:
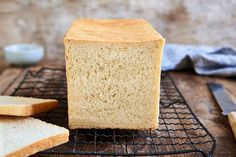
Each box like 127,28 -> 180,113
162,44 -> 236,77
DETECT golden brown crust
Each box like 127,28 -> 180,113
0,100 -> 58,116
6,132 -> 69,157
64,19 -> 164,43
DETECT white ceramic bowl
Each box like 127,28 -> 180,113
3,44 -> 44,66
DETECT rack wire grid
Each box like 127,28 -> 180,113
10,67 -> 216,156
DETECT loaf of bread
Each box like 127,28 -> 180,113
64,19 -> 165,130
0,96 -> 58,116
0,116 -> 69,157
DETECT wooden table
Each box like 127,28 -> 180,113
0,66 -> 236,156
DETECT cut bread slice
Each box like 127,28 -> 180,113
0,96 -> 58,116
0,116 -> 69,157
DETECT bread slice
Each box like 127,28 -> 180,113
64,19 -> 165,130
0,116 -> 69,157
0,96 -> 58,116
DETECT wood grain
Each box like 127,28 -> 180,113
0,67 -> 22,94
170,71 -> 236,156
1,67 -> 236,156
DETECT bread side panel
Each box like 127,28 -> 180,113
152,39 -> 165,129
65,41 -> 164,129
64,41 -> 75,128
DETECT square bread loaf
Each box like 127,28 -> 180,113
64,19 -> 165,130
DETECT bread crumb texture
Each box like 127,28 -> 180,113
65,19 -> 165,130
0,117 -> 69,157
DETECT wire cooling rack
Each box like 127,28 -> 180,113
10,67 -> 216,156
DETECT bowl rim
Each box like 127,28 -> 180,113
3,43 -> 44,53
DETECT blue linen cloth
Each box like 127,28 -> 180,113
161,44 -> 236,77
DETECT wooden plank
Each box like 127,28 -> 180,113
1,66 -> 236,156
3,66 -> 59,95
170,71 -> 236,156
0,68 -> 23,94
0,60 -> 65,94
